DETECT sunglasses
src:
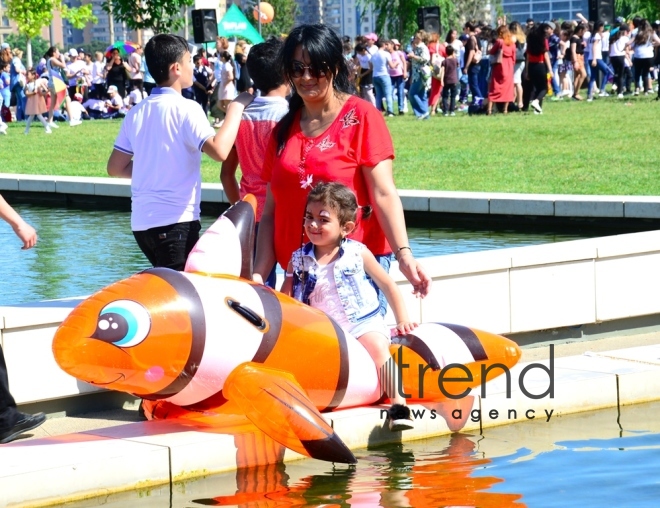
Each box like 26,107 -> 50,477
290,61 -> 326,79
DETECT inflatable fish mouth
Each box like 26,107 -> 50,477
53,268 -> 203,397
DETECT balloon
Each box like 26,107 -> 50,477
253,2 -> 274,24
52,196 -> 522,465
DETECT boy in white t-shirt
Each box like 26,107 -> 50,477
68,93 -> 88,122
107,34 -> 252,271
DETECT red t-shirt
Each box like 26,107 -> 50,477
262,95 -> 395,269
527,40 -> 549,63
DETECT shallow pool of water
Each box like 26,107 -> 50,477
52,401 -> 660,507
1,205 -> 599,306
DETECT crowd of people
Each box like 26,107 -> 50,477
347,14 -> 660,117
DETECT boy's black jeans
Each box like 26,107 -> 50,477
133,220 -> 201,271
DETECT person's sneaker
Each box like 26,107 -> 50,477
417,112 -> 430,120
48,122 -> 59,129
599,91 -> 610,97
530,99 -> 542,113
443,112 -> 448,117
23,129 -> 29,135
69,119 -> 82,127
387,404 -> 414,432
398,111 -> 405,115
44,127 -> 52,134
0,412 -> 46,444
634,89 -> 639,96
612,84 -> 618,92
0,123 -> 7,135
618,93 -> 624,99
586,97 -> 593,102
550,96 -> 561,101
386,112 -> 395,117
450,112 -> 456,116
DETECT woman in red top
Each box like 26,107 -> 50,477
522,23 -> 554,114
255,24 -> 431,304
487,25 -> 516,114
427,32 -> 446,114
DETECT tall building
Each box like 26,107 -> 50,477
501,0 -> 588,23
295,0 -> 376,38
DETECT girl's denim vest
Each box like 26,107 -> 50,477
292,239 -> 381,324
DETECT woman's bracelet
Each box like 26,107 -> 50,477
394,246 -> 413,260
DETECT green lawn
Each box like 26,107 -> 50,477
1,96 -> 659,195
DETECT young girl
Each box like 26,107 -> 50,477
281,182 -> 418,431
218,51 -> 236,114
23,69 -> 51,134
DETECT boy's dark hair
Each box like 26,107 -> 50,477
246,37 -> 285,94
193,54 -> 202,64
145,34 -> 189,85
446,45 -> 454,56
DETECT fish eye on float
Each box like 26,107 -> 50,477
91,300 -> 152,347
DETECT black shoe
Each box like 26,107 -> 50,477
0,412 -> 46,444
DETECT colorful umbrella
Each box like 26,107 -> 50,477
105,41 -> 139,58
46,68 -> 68,111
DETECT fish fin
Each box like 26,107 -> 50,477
224,362 -> 357,464
184,195 -> 256,277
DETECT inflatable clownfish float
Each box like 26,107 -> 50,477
52,196 -> 521,465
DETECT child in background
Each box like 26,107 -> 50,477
220,37 -> 289,288
281,182 -> 418,432
23,69 -> 51,134
1,62 -> 11,132
440,45 -> 459,116
69,93 -> 88,122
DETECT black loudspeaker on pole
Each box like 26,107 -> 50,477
416,6 -> 441,34
588,0 -> 615,24
192,9 -> 218,44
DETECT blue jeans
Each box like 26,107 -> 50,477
12,85 -> 25,121
467,64 -> 483,104
133,220 -> 202,271
390,75 -> 405,112
588,59 -> 613,97
369,254 -> 393,316
409,78 -> 428,117
373,75 -> 393,114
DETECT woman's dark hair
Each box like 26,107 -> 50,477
445,29 -> 457,43
220,51 -> 232,62
275,24 -> 354,153
306,181 -> 371,226
526,24 -> 548,55
45,46 -> 58,58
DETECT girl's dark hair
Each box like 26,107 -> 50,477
591,21 -> 605,41
275,24 -> 355,153
526,24 -> 547,55
306,182 -> 371,226
220,51 -> 232,62
45,46 -> 58,58
634,19 -> 653,46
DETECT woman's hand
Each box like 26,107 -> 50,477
397,252 -> 431,298
13,221 -> 37,250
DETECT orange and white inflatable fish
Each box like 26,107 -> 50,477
52,197 -> 521,464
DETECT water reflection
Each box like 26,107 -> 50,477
0,205 -> 596,306
191,434 -> 524,507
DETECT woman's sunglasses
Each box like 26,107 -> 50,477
290,61 -> 326,79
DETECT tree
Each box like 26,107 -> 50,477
614,0 -> 660,20
244,0 -> 299,38
6,0 -> 95,67
5,34 -> 52,63
102,0 -> 195,34
364,0 -> 492,42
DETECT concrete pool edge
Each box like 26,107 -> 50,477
1,339 -> 659,508
4,173 -> 660,224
